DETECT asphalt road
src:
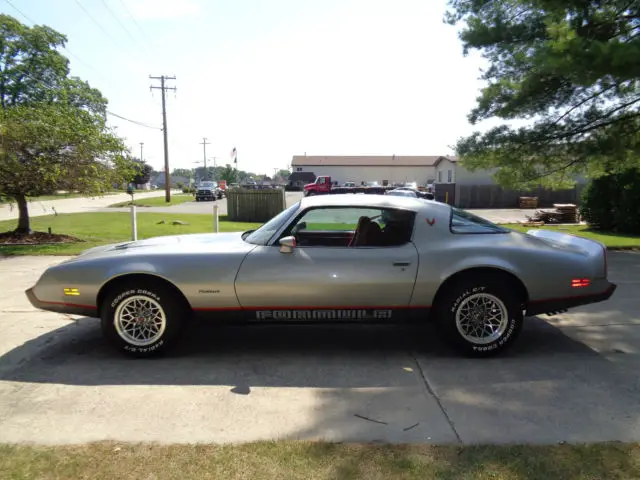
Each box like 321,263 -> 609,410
104,191 -> 533,224
0,252 -> 638,445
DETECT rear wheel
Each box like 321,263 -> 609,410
434,275 -> 523,357
100,280 -> 190,357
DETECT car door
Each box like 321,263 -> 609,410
234,206 -> 419,318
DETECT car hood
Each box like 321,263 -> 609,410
73,231 -> 251,260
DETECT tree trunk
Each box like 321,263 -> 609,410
14,194 -> 31,235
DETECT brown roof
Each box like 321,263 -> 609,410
288,171 -> 317,183
291,155 -> 457,167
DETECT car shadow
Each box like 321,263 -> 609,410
0,314 -> 614,388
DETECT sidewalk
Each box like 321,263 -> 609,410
0,190 -> 180,222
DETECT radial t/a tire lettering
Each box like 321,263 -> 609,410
100,280 -> 189,358
434,276 -> 524,357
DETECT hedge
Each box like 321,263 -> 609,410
580,167 -> 640,234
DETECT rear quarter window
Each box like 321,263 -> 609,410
449,207 -> 510,234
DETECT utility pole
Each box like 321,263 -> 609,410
150,75 -> 176,202
200,137 -> 210,180
139,142 -> 144,161
209,157 -> 217,180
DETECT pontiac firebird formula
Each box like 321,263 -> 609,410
26,194 -> 617,358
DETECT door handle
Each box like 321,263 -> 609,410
393,261 -> 411,267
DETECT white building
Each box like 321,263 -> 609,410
290,154 -> 589,207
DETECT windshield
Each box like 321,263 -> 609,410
243,202 -> 301,245
450,207 -> 509,234
387,190 -> 416,197
199,181 -> 217,188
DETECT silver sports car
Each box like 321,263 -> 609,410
26,194 -> 617,357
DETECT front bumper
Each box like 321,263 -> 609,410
25,287 -> 98,317
526,282 -> 617,316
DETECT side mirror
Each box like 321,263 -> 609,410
279,235 -> 296,254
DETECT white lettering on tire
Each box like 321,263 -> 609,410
110,288 -> 160,308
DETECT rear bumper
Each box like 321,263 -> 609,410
526,282 -> 617,316
25,287 -> 98,317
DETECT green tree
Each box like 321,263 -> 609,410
132,159 -> 153,185
0,14 -> 134,234
171,168 -> 193,179
276,169 -> 290,180
445,1 -> 640,188
218,164 -> 239,183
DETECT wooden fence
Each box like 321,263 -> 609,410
226,188 -> 287,222
456,184 -> 586,209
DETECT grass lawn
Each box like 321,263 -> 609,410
108,194 -> 196,208
0,441 -> 638,479
0,212 -> 260,256
505,224 -> 640,249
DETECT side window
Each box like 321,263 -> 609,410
318,177 -> 327,184
450,207 -> 509,234
285,207 -> 415,247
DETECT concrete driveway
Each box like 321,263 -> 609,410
102,191 -> 305,216
0,190 -> 180,222
0,252 -> 638,445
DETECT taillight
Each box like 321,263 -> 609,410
571,278 -> 590,288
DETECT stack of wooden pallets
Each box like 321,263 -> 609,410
519,196 -> 539,208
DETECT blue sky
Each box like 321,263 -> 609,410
2,0 -> 492,175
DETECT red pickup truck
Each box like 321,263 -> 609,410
303,176 -> 333,195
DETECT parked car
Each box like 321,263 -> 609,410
304,176 -> 391,195
26,194 -> 616,358
195,181 -> 223,201
386,189 -> 419,198
388,187 -> 435,200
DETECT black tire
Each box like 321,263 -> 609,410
100,280 -> 191,358
434,274 -> 524,357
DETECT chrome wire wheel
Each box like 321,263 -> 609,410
454,293 -> 509,345
114,295 -> 167,347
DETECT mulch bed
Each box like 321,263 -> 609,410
0,231 -> 83,245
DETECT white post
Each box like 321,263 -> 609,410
131,204 -> 138,240
213,203 -> 219,233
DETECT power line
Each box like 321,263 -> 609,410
73,0 -> 124,50
4,0 -> 35,23
150,75 -> 177,202
3,0 -> 111,82
3,67 -> 162,131
99,0 -> 138,44
116,0 -> 152,43
106,110 -> 161,130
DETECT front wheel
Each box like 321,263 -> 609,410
100,281 -> 190,357
434,276 -> 523,357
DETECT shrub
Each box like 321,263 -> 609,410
580,167 -> 640,234
182,187 -> 196,194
